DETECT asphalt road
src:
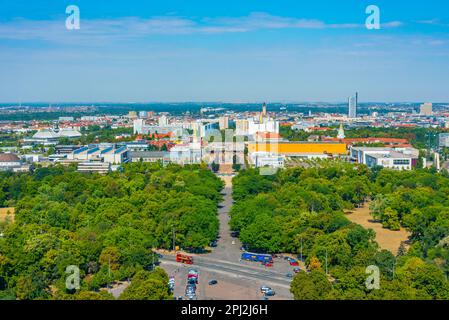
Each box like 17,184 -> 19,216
160,175 -> 294,300
160,255 -> 292,288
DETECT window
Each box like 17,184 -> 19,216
393,159 -> 410,165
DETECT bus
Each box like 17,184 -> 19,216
176,253 -> 193,265
241,252 -> 273,263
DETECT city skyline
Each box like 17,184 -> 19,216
1,0 -> 449,102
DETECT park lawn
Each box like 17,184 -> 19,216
0,207 -> 15,223
345,204 -> 410,255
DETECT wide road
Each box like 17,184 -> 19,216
160,254 -> 292,289
160,173 -> 294,300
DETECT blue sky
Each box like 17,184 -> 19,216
0,0 -> 449,103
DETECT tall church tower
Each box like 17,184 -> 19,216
337,123 -> 345,139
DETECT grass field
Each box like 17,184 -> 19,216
345,204 -> 410,255
0,207 -> 15,223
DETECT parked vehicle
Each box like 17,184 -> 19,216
260,286 -> 272,293
208,280 -> 218,285
242,252 -> 273,263
176,253 -> 193,265
187,269 -> 199,283
188,269 -> 199,275
187,293 -> 196,300
262,261 -> 273,267
293,267 -> 300,273
186,283 -> 196,291
264,289 -> 276,296
289,259 -> 299,266
286,273 -> 293,278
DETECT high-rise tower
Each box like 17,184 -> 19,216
348,92 -> 358,118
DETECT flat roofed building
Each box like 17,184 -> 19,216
251,152 -> 285,168
439,133 -> 449,148
350,146 -> 418,170
248,142 -> 347,156
219,116 -> 229,130
420,103 -> 433,116
365,152 -> 413,170
129,151 -> 169,163
55,145 -> 80,154
67,145 -> 129,164
255,132 -> 283,143
77,162 -> 111,174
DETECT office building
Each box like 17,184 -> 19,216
129,151 -> 170,163
138,111 -> 148,119
219,116 -> 229,130
348,92 -> 358,118
158,115 -> 168,127
420,103 -> 433,116
439,133 -> 449,148
77,162 -> 111,174
350,146 -> 419,170
235,119 -> 249,135
67,145 -> 129,164
133,118 -> 184,136
128,111 -> 138,119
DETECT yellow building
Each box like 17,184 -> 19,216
248,142 -> 347,156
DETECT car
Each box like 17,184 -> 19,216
262,262 -> 273,267
186,283 -> 196,291
156,253 -> 163,259
208,280 -> 218,285
260,286 -> 272,293
187,277 -> 197,284
286,273 -> 293,278
188,269 -> 199,275
289,260 -> 299,266
187,293 -> 196,300
264,289 -> 276,296
293,267 -> 300,273
186,290 -> 195,296
210,241 -> 218,247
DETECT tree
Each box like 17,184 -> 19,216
120,269 -> 171,300
308,256 -> 322,271
290,270 -> 332,300
99,247 -> 121,271
211,162 -> 219,173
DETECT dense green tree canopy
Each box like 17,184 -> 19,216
231,163 -> 449,300
0,162 -> 222,300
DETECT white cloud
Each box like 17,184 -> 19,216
0,12 -> 404,43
